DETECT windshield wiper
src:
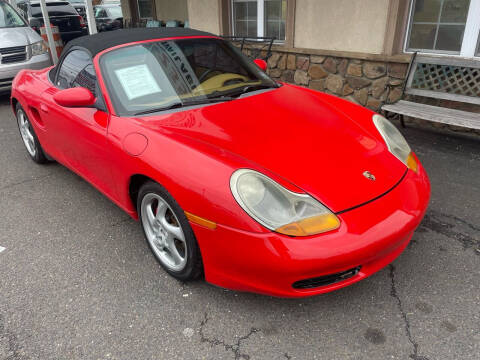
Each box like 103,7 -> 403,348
134,102 -> 183,115
134,96 -> 234,116
208,83 -> 279,100
238,83 -> 279,95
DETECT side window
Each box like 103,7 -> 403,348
95,8 -> 107,18
56,50 -> 96,96
72,64 -> 97,97
17,3 -> 27,17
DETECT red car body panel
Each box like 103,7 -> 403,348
146,84 -> 407,213
192,156 -> 429,297
11,35 -> 430,297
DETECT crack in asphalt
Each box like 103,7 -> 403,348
420,210 -> 479,253
0,314 -> 27,360
198,312 -> 260,360
389,265 -> 430,360
0,174 -> 52,192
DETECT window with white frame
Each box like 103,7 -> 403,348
406,0 -> 480,57
137,0 -> 154,19
477,29 -> 480,55
232,0 -> 287,41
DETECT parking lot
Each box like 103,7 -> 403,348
0,93 -> 478,360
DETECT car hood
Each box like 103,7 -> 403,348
146,85 -> 407,213
0,27 -> 41,48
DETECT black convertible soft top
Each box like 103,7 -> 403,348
63,27 -> 216,57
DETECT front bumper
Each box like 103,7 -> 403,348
0,53 -> 52,94
191,159 -> 430,297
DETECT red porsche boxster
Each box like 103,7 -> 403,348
11,28 -> 430,297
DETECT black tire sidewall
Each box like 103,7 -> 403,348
15,103 -> 47,164
137,181 -> 203,281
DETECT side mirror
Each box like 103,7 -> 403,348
53,87 -> 96,108
254,59 -> 267,72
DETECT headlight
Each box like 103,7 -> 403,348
230,169 -> 340,236
29,41 -> 48,56
373,114 -> 418,172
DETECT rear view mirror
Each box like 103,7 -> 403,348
254,59 -> 267,72
53,87 -> 96,108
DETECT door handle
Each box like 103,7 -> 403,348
40,104 -> 49,113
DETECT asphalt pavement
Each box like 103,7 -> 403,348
0,94 -> 479,360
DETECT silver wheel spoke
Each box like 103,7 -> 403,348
26,130 -> 34,143
160,217 -> 184,241
27,137 -> 35,152
167,241 -> 184,265
155,201 -> 168,222
146,203 -> 156,227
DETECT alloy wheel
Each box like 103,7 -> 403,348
141,193 -> 187,272
17,109 -> 36,157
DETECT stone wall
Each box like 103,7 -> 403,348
262,50 -> 409,112
244,48 -> 479,135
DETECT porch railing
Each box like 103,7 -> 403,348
222,36 -> 275,61
123,19 -> 188,29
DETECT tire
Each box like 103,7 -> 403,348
137,181 -> 203,281
15,103 -> 48,164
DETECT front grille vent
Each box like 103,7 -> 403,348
0,46 -> 26,55
0,77 -> 14,88
292,266 -> 361,289
1,46 -> 27,64
2,54 -> 27,64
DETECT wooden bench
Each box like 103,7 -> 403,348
382,53 -> 480,130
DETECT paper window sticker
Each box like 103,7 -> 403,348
114,64 -> 162,100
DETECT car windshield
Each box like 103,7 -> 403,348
106,6 -> 122,18
100,38 -> 278,116
0,2 -> 27,28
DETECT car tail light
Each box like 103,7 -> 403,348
79,16 -> 86,28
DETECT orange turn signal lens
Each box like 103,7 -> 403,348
185,212 -> 217,230
407,152 -> 418,173
275,213 -> 340,237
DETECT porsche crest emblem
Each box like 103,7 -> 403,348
363,171 -> 376,181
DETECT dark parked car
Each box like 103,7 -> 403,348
15,0 -> 87,43
94,4 -> 122,32
69,0 -> 86,21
